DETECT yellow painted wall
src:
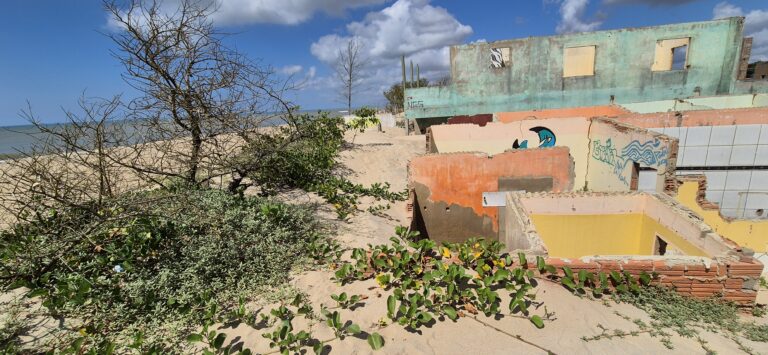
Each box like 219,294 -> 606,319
675,181 -> 768,253
531,213 -> 708,258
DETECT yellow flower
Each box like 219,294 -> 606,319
79,328 -> 87,336
473,251 -> 482,259
441,247 -> 451,259
482,264 -> 491,272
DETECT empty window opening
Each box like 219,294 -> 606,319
630,162 -> 641,191
738,37 -> 768,80
652,38 -> 690,71
654,235 -> 668,256
563,45 -> 596,77
491,47 -> 511,68
671,45 -> 688,70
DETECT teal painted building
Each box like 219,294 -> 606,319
405,18 -> 768,121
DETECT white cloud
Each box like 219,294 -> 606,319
308,0 -> 472,106
211,0 -> 390,25
713,2 -> 768,61
279,65 -> 303,75
108,0 -> 391,28
556,0 -> 602,34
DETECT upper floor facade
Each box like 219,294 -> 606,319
405,17 -> 768,120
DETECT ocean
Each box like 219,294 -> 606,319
0,109 -> 348,160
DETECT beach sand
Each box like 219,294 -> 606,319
2,127 -> 767,354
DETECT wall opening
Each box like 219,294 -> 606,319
491,47 -> 511,68
654,235 -> 668,256
563,45 -> 596,77
630,162 -> 641,191
652,38 -> 690,71
671,45 -> 688,70
739,37 -> 768,80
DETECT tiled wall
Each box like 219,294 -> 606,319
649,125 -> 768,219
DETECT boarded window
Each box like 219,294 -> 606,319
652,38 -> 690,71
563,46 -> 596,77
490,47 -> 510,68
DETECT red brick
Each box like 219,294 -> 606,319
727,262 -> 764,270
728,269 -> 761,277
685,264 -> 708,272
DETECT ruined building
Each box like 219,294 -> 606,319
404,18 -> 768,304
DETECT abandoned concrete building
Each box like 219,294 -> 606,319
404,18 -> 768,304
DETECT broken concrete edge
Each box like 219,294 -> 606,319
676,174 -> 768,223
592,117 -> 680,194
509,190 -> 745,260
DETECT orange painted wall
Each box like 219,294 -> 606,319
409,148 -> 574,241
496,105 -> 629,123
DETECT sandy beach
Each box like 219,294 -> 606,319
2,127 -> 767,354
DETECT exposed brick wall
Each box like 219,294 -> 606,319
539,257 -> 763,304
447,114 -> 493,127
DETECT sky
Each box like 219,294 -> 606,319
1,0 -> 767,126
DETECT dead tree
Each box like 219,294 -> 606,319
335,37 -> 366,114
104,0 -> 293,186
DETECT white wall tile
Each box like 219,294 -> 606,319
705,189 -> 724,204
745,193 -> 768,210
681,146 -> 707,166
710,125 -> 736,145
760,125 -> 768,145
686,126 -> 711,146
734,125 -> 761,145
730,145 -> 758,166
756,145 -> 768,165
663,127 -> 680,139
678,127 -> 688,147
751,171 -> 768,190
720,191 -> 745,210
704,171 -> 727,190
706,146 -> 732,166
649,127 -> 664,134
720,208 -> 739,218
725,170 -> 752,190
638,171 -> 657,192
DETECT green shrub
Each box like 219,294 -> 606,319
0,187 -> 329,350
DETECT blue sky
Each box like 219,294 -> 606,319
1,0 -> 767,126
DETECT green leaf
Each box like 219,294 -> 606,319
213,333 -> 226,349
313,343 -> 325,354
387,295 -> 396,319
186,334 -> 204,343
367,332 -> 385,350
530,315 -> 545,329
562,277 -> 577,291
517,252 -> 528,267
563,266 -> 573,279
346,323 -> 361,334
536,256 -> 546,272
443,306 -> 457,320
639,271 -> 651,286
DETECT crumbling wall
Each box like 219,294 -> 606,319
408,148 -> 574,244
544,256 -> 763,304
447,114 -> 493,126
496,105 -> 628,123
428,119 -> 591,187
406,18 -> 752,121
586,118 -> 677,192
674,177 -> 768,253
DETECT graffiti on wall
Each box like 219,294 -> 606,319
591,138 -> 668,185
512,126 -> 557,149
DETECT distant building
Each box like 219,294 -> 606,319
405,17 -> 768,125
